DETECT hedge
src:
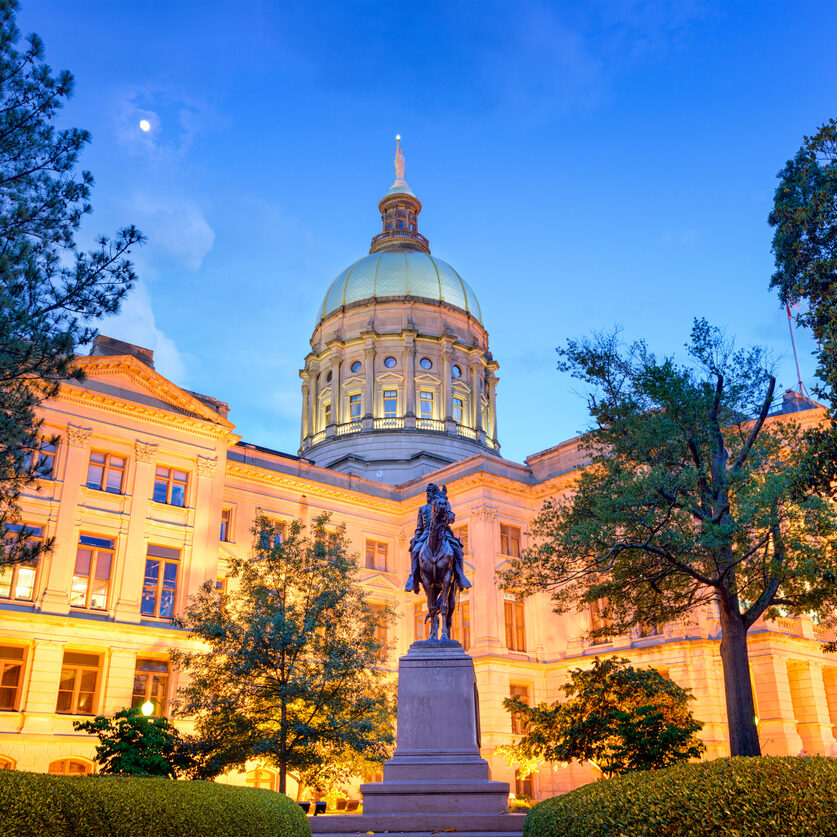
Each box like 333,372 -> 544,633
0,771 -> 310,837
524,756 -> 837,837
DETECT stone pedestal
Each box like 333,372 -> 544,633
360,639 -> 509,816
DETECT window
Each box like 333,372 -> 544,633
48,759 -> 91,776
220,508 -> 232,542
351,360 -> 362,374
86,451 -> 126,494
132,658 -> 169,716
216,576 -> 227,594
70,535 -> 114,610
452,397 -> 464,424
22,438 -> 56,479
369,604 -> 388,662
453,524 -> 469,554
141,545 -> 180,619
365,540 -> 388,572
0,756 -> 15,770
504,597 -> 526,652
323,402 -> 331,426
153,466 -> 188,507
414,601 -> 430,641
419,391 -> 434,420
56,652 -> 100,715
509,683 -> 530,735
420,357 -> 432,370
452,599 -> 471,651
246,768 -> 277,790
384,356 -> 397,368
383,390 -> 397,418
452,364 -> 462,377
259,519 -> 286,550
0,523 -> 43,601
500,524 -> 521,558
515,769 -> 533,800
0,646 -> 25,710
349,393 -> 362,421
589,598 -> 612,642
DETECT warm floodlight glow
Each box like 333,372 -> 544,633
139,119 -> 151,132
141,700 -> 154,716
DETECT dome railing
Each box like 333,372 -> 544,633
370,229 -> 429,249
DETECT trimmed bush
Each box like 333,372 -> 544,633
524,756 -> 837,837
0,770 -> 310,837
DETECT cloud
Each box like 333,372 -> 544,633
131,194 -> 215,271
101,281 -> 187,383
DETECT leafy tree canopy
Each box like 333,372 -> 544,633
499,658 -> 705,779
500,321 -> 837,757
0,0 -> 142,565
172,514 -> 395,795
73,707 -> 189,778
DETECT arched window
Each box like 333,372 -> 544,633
0,756 -> 14,770
246,767 -> 277,790
48,758 -> 92,776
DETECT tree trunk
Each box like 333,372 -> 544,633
279,697 -> 287,794
717,603 -> 761,756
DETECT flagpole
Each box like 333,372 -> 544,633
786,303 -> 806,396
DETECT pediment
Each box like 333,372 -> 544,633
70,355 -> 233,429
377,371 -> 404,384
361,571 -> 401,593
414,373 -> 441,385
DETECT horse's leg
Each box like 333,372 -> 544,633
439,564 -> 453,641
445,579 -> 456,640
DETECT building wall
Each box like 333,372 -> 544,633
1,352 -> 835,799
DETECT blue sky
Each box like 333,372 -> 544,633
20,1 -> 836,463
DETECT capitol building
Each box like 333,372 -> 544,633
2,144 -> 835,799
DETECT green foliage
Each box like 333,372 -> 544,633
0,770 -> 308,837
499,658 -> 704,779
0,0 -> 143,566
73,707 -> 190,778
523,756 -> 837,837
500,321 -> 837,754
172,514 -> 395,794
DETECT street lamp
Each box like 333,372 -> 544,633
141,700 -> 154,716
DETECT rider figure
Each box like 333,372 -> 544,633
405,483 -> 472,594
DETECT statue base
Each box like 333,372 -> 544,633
359,641 -> 510,815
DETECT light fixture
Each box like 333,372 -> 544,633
141,700 -> 154,716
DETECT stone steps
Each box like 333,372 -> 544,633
308,812 -> 526,836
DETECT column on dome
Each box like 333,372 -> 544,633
488,370 -> 499,443
331,351 -> 342,425
404,333 -> 416,427
470,361 -> 482,432
442,339 -> 454,426
363,341 -> 376,429
308,365 -> 318,435
300,375 -> 309,447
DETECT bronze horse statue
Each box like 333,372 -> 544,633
418,488 -> 460,641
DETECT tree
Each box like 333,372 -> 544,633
73,707 -> 189,777
769,119 -> 837,495
0,0 -> 142,567
172,515 -> 395,795
498,658 -> 705,779
500,321 -> 837,757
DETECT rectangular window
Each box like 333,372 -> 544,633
86,451 -> 126,494
515,769 -> 534,800
452,599 -> 471,651
141,544 -> 180,619
365,540 -> 389,572
509,683 -> 530,735
369,604 -> 388,662
70,535 -> 114,610
220,508 -> 232,542
0,524 -> 43,601
153,466 -> 188,507
453,524 -> 469,555
589,598 -> 612,643
56,651 -> 100,715
383,390 -> 397,418
324,402 -> 331,426
500,524 -> 521,558
414,601 -> 430,641
349,393 -> 362,421
419,391 -> 434,420
259,519 -> 286,551
452,396 -> 464,424
0,646 -> 25,710
504,597 -> 526,652
216,576 -> 227,594
22,438 -> 57,480
131,658 -> 169,716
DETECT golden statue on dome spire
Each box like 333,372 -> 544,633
392,134 -> 409,190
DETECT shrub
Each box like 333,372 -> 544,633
524,756 -> 837,837
0,771 -> 310,837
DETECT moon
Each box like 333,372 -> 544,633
139,119 -> 151,132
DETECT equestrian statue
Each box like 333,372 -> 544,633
405,483 -> 472,642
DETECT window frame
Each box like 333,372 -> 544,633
0,645 -> 26,711
22,438 -> 57,480
382,389 -> 398,419
220,507 -> 233,542
368,603 -> 389,662
56,651 -> 101,716
509,682 -> 530,735
140,544 -> 181,620
349,392 -> 362,421
364,539 -> 389,572
48,758 -> 92,776
85,450 -> 126,494
499,523 -> 521,558
152,466 -> 189,507
0,523 -> 43,602
131,658 -> 170,716
452,396 -> 464,424
504,596 -> 526,652
70,535 -> 114,611
419,390 -> 434,420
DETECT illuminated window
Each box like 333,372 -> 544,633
499,524 -> 521,558
509,683 -> 530,735
504,597 -> 526,652
22,438 -> 56,479
452,599 -> 471,650
419,391 -> 434,420
452,397 -> 464,424
48,758 -> 91,775
349,393 -> 362,421
220,508 -> 232,542
131,659 -> 169,716
246,768 -> 277,790
369,604 -> 389,661
589,598 -> 612,643
153,467 -> 188,507
383,390 -> 397,418
86,451 -> 126,494
323,402 -> 331,426
365,540 -> 388,572
414,601 -> 430,641
71,535 -> 113,610
141,545 -> 180,619
0,646 -> 26,710
453,524 -> 468,554
216,576 -> 227,594
515,769 -> 533,800
56,652 -> 100,715
0,756 -> 15,769
0,524 -> 43,601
